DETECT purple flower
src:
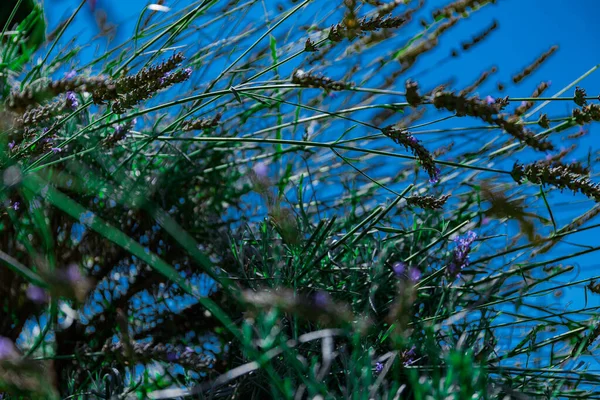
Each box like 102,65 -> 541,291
408,267 -> 421,282
66,91 -> 79,110
313,291 -> 331,308
392,261 -> 406,277
375,362 -> 384,373
0,337 -> 18,360
65,70 -> 77,79
429,167 -> 441,184
51,147 -> 62,154
166,352 -> 178,362
448,231 -> 477,279
253,162 -> 268,179
11,201 -> 19,211
8,141 -> 15,150
406,133 -> 420,146
403,346 -> 416,366
485,95 -> 495,104
26,285 -> 48,304
183,67 -> 192,78
65,264 -> 82,283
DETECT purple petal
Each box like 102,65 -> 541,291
65,264 -> 82,283
26,285 -> 48,304
408,268 -> 421,282
253,162 -> 269,179
0,337 -> 18,360
392,261 -> 406,277
313,291 -> 331,308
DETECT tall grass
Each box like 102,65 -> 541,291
0,0 -> 600,398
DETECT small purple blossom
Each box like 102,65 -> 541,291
392,261 -> 406,277
448,231 -> 477,279
65,264 -> 82,283
26,285 -> 48,304
0,337 -> 18,360
51,147 -> 62,154
183,67 -> 192,78
429,167 -> 441,184
253,162 -> 269,179
8,141 -> 15,150
403,346 -> 417,366
313,291 -> 331,308
66,91 -> 79,110
406,133 -> 420,146
11,201 -> 19,211
375,362 -> 384,373
485,95 -> 495,104
408,267 -> 421,282
65,70 -> 77,79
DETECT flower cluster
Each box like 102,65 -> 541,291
405,79 -> 422,107
115,52 -> 185,94
292,70 -> 350,91
89,52 -> 192,113
539,146 -> 589,175
459,67 -> 497,96
511,161 -> 600,202
587,279 -> 600,295
572,103 -> 600,125
423,86 -> 544,153
65,91 -> 79,110
432,0 -> 497,19
392,261 -> 421,282
328,13 -> 413,42
460,20 -> 498,51
399,18 -> 459,72
431,89 -> 505,123
514,81 -> 550,116
181,113 -> 222,131
406,194 -> 450,209
111,68 -> 192,114
6,75 -> 111,112
381,125 -> 440,183
512,45 -> 558,84
574,86 -> 587,106
447,231 -> 477,279
304,38 -> 317,52
494,116 -> 554,151
427,86 -> 554,151
18,92 -> 82,128
538,113 -> 550,129
103,119 -> 136,147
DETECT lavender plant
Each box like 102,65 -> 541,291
0,0 -> 600,399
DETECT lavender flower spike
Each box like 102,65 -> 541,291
447,231 -> 477,279
66,91 -> 79,110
